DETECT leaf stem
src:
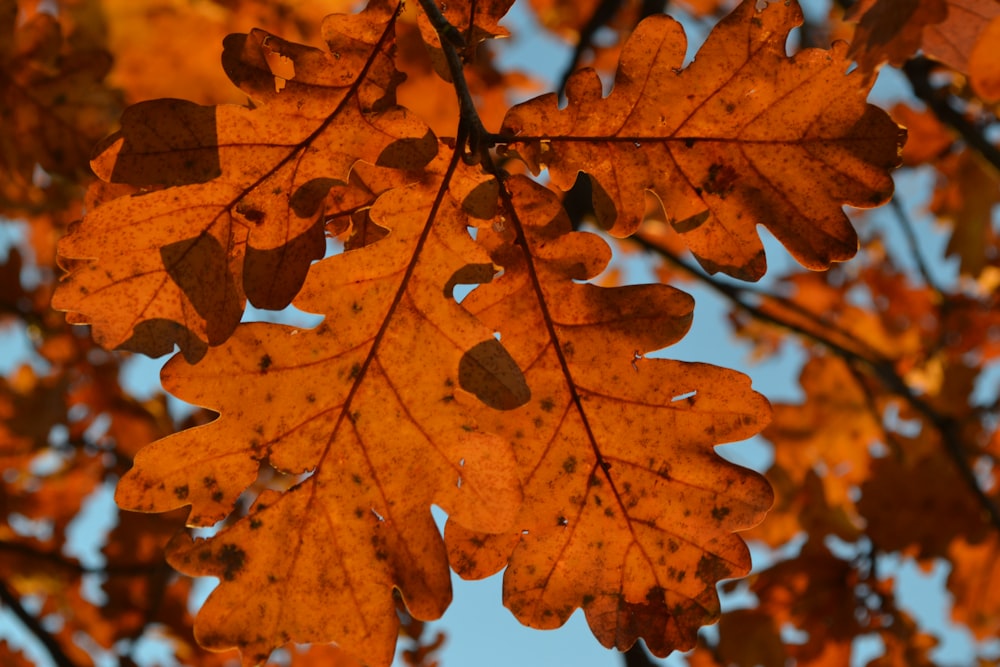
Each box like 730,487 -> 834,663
0,580 -> 79,667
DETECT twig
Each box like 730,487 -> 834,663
887,192 -> 944,296
556,0 -> 668,97
904,57 -> 1000,174
556,0 -> 624,96
0,540 -> 161,576
416,0 -> 499,162
0,580 -> 79,667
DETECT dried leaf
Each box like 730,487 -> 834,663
52,0 -> 436,361
445,176 -> 772,656
116,152 -> 527,666
502,0 -> 904,280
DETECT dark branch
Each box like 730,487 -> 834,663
887,191 -> 945,296
416,0 -> 500,163
0,580 -> 79,667
556,0 -> 668,97
903,57 -> 1000,173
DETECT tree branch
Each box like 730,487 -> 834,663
0,580 -> 79,667
904,57 -> 1000,173
0,539 -> 162,576
416,0 -> 499,162
887,191 -> 944,297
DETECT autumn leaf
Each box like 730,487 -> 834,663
969,15 -> 1000,101
929,150 -> 1000,277
0,0 -> 119,211
500,0 -> 905,280
947,533 -> 1000,640
444,176 -> 773,656
115,149 -> 529,666
848,0 -> 1000,74
52,0 -> 436,362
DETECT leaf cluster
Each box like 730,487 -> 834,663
1,0 -> 998,666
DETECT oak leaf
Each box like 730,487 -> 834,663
969,16 -> 1000,101
947,533 -> 1000,640
929,150 -> 1000,277
444,176 -> 773,657
52,0 -> 436,362
115,151 -> 529,666
0,0 -> 119,211
501,0 -> 904,280
847,0 -> 1000,73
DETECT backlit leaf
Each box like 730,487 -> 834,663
52,0 -> 436,361
445,176 -> 773,656
115,149 -> 527,666
501,0 -> 905,280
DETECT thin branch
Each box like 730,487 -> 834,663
556,0 -> 668,97
904,57 -> 1000,174
416,0 -> 500,162
887,191 -> 944,296
556,0 -> 624,96
0,580 -> 79,667
0,540 -> 162,576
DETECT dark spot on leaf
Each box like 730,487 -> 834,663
203,476 -> 216,488
249,518 -> 263,530
211,490 -> 224,502
258,355 -> 272,372
459,339 -> 530,410
173,485 -> 189,500
582,594 -> 594,606
540,397 -> 555,412
711,506 -> 731,521
696,554 -> 729,584
218,544 -> 246,581
562,456 -> 577,474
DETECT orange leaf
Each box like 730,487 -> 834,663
0,0 -> 119,210
969,16 -> 1000,101
52,0 -> 436,361
445,176 -> 772,656
847,0 -> 1000,73
501,0 -> 904,280
115,149 -> 527,666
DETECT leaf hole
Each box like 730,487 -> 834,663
370,508 -> 385,522
671,390 -> 696,402
493,331 -> 501,341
